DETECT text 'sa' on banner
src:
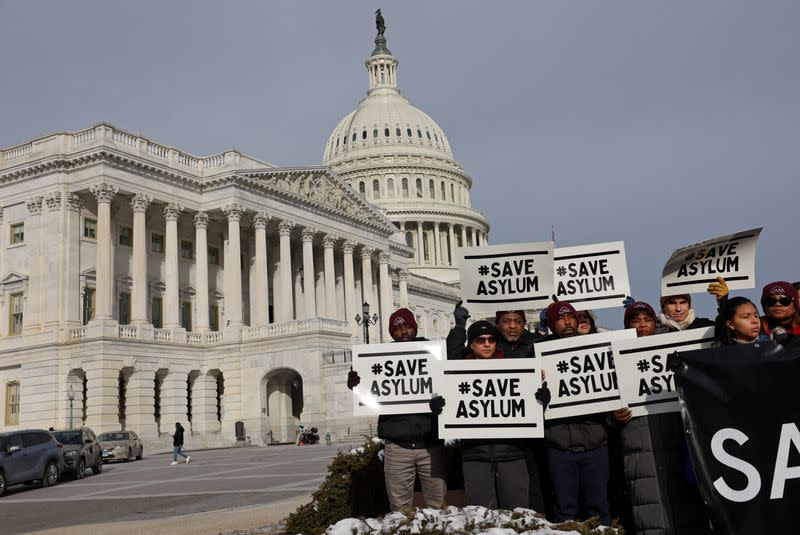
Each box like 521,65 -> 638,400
553,241 -> 631,310
431,358 -> 543,440
613,327 -> 714,417
535,330 -> 636,419
458,242 -> 554,314
661,228 -> 762,296
351,340 -> 445,416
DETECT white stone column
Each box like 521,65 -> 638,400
460,225 -> 467,249
222,203 -> 245,327
64,194 -> 83,327
163,202 -> 183,328
23,196 -> 42,330
398,269 -> 409,308
159,369 -> 189,433
342,240 -> 357,333
301,227 -> 317,319
89,184 -> 118,320
130,194 -> 152,324
433,222 -> 442,266
42,192 -> 63,327
469,227 -> 476,247
194,212 -> 211,331
476,231 -> 482,246
360,246 -> 374,342
417,222 -> 425,264
378,252 -> 393,342
277,220 -> 295,322
323,234 -> 337,319
191,372 -> 221,435
125,368 -> 158,439
448,223 -> 457,266
252,211 -> 270,326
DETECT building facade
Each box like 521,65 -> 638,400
0,24 -> 486,449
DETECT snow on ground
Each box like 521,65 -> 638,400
324,506 -> 619,535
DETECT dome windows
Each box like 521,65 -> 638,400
396,127 -> 401,137
352,132 -> 357,143
373,128 -> 378,138
362,130 -> 367,140
417,129 -> 422,138
426,131 -> 431,140
407,128 -> 412,137
384,128 -> 390,137
387,177 -> 395,198
372,179 -> 380,198
401,177 -> 409,197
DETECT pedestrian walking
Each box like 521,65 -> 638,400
169,422 -> 191,465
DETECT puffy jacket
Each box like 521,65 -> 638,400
377,337 -> 440,447
173,426 -> 184,447
619,414 -> 711,535
446,326 -> 541,360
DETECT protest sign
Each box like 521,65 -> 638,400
669,341 -> 800,535
553,241 -> 631,309
661,228 -> 762,296
351,340 -> 444,416
535,330 -> 636,419
431,358 -> 543,440
614,327 -> 714,417
459,242 -> 554,314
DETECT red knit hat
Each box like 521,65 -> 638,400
495,310 -> 527,324
388,308 -> 417,334
546,301 -> 577,329
624,301 -> 657,328
760,281 -> 800,312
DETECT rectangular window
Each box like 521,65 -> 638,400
118,293 -> 131,325
82,288 -> 96,325
119,226 -> 132,247
10,223 -> 24,244
5,382 -> 20,426
180,240 -> 193,259
151,233 -> 164,253
209,305 -> 219,332
208,247 -> 220,266
151,297 -> 163,328
83,219 -> 97,239
181,301 -> 192,332
9,292 -> 23,335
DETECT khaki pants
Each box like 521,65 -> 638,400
384,441 -> 447,511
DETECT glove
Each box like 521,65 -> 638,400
707,277 -> 729,303
346,369 -> 361,390
429,395 -> 445,415
539,308 -> 548,333
453,300 -> 471,328
535,382 -> 551,410
622,295 -> 635,309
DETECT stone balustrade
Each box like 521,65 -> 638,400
119,325 -> 138,339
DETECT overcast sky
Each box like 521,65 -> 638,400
1,1 -> 798,327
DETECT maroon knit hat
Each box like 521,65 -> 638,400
760,281 -> 800,312
495,310 -> 527,324
388,308 -> 417,334
624,301 -> 657,328
546,301 -> 577,329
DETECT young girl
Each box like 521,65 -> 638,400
714,296 -> 767,346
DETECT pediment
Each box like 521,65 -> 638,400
239,167 -> 397,235
1,271 -> 29,284
81,268 -> 96,278
149,281 -> 166,291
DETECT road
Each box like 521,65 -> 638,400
0,444 -> 342,535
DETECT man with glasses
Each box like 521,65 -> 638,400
447,302 -> 542,359
759,281 -> 800,342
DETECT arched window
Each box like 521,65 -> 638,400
373,128 -> 378,138
396,127 -> 401,136
402,177 -> 409,197
384,128 -> 390,137
427,131 -> 431,140
372,179 -> 380,198
428,179 -> 435,198
405,231 -> 413,248
417,129 -> 423,138
422,232 -> 430,261
407,128 -> 412,137
434,133 -> 439,142
416,178 -> 423,198
450,183 -> 455,202
387,177 -> 395,198
352,132 -> 357,142
440,181 -> 446,199
359,181 -> 366,196
336,138 -> 339,148
362,130 -> 367,140
343,135 -> 347,145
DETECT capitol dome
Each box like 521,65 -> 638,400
322,19 -> 489,284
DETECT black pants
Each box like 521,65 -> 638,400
546,445 -> 610,524
462,458 -> 529,510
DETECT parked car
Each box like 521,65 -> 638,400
97,431 -> 144,462
0,429 -> 64,497
51,428 -> 102,479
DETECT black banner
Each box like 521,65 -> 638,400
669,341 -> 800,535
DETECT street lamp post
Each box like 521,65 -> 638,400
67,384 -> 75,430
355,301 -> 379,344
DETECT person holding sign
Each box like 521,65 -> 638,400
759,281 -> 800,342
658,294 -> 715,332
446,302 -> 542,359
539,301 -> 612,526
346,308 -> 446,512
431,320 -> 532,510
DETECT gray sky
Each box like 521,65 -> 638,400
1,1 -> 798,327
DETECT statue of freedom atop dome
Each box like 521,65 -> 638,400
375,9 -> 386,36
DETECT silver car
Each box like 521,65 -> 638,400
97,431 -> 143,462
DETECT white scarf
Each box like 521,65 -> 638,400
658,309 -> 696,331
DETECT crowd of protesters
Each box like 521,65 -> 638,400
345,276 -> 800,533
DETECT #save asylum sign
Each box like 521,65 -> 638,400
459,242 -> 554,314
553,241 -> 631,310
351,340 -> 445,416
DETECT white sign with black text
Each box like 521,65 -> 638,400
554,241 -> 631,310
431,358 -> 543,440
458,242 -> 554,314
351,340 -> 445,416
535,330 -> 636,419
613,327 -> 715,417
661,228 -> 762,296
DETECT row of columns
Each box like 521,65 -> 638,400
398,220 -> 488,267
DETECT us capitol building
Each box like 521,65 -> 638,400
0,21 -> 490,448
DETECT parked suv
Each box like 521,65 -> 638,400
0,429 -> 64,497
51,428 -> 103,479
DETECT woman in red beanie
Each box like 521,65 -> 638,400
759,281 -> 800,340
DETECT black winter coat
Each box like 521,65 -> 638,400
446,326 -> 542,360
619,414 -> 711,535
173,426 -> 184,447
